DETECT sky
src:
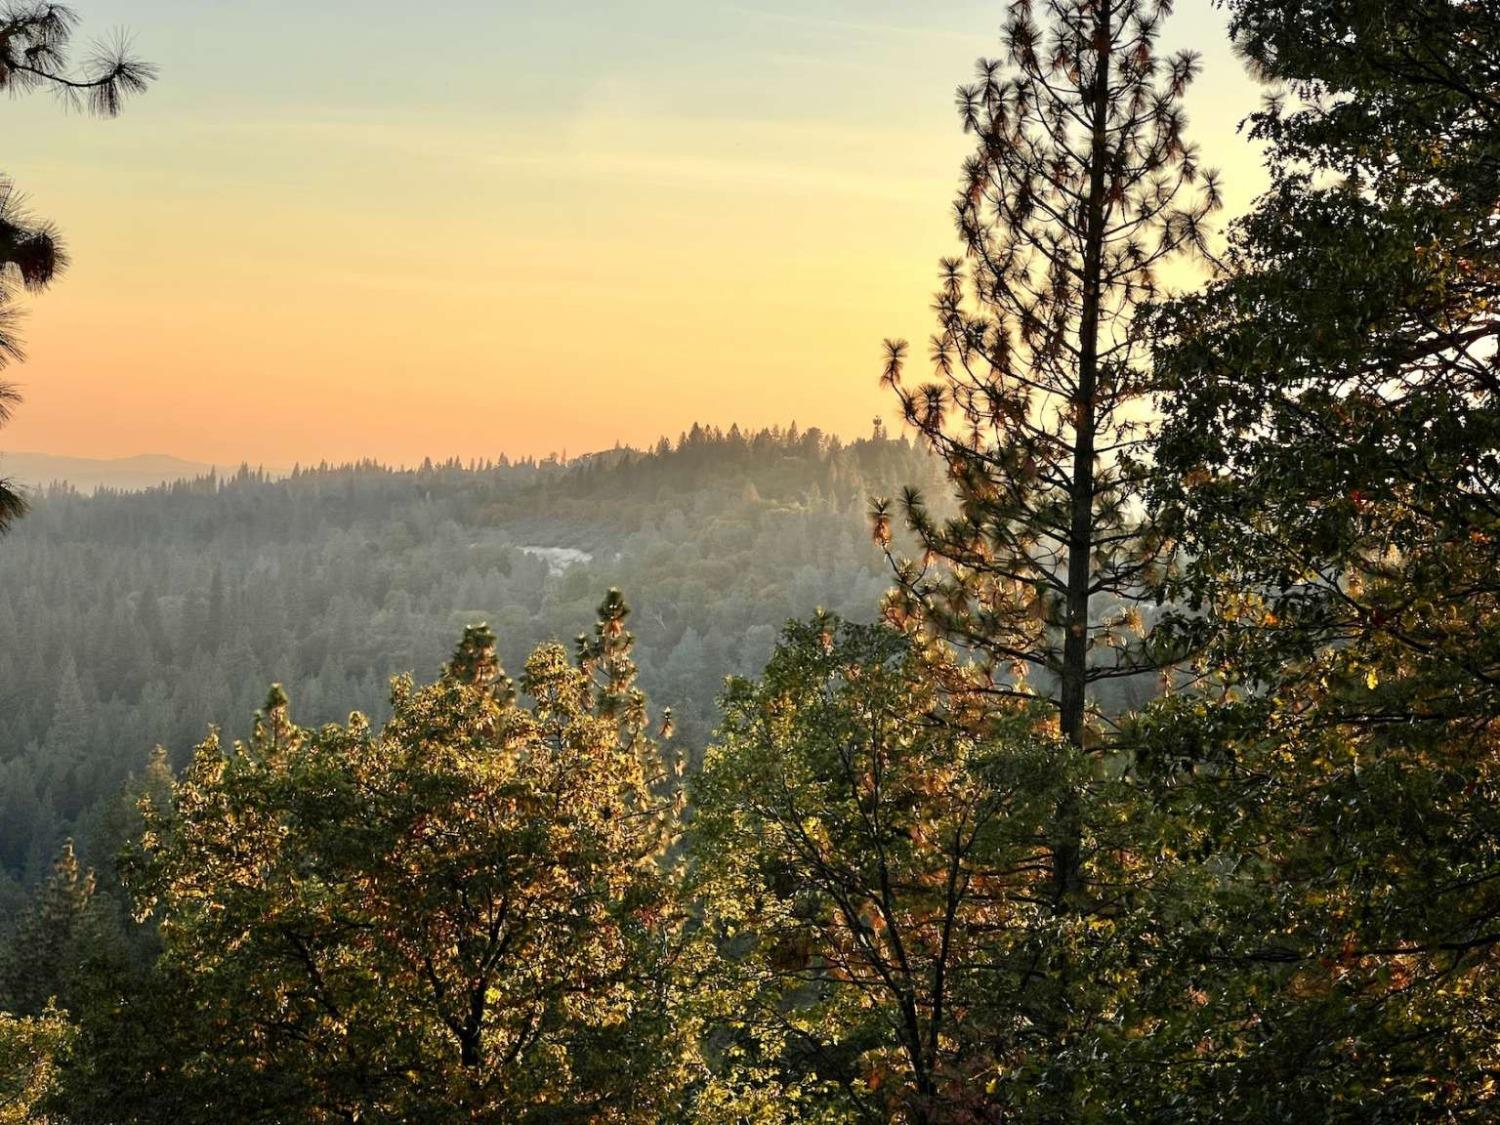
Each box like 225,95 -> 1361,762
2,0 -> 1270,468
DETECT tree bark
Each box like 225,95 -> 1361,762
1054,0 -> 1112,913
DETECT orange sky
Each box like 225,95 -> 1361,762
1,0 -> 1269,468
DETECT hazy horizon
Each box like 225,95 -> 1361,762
4,0 -> 1267,467
2,415 -> 885,476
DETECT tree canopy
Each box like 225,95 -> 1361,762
129,599 -> 692,1122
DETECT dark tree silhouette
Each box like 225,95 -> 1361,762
0,3 -> 154,528
878,0 -> 1219,905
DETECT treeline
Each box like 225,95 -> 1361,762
0,424 -> 942,908
2,0 -> 1497,1121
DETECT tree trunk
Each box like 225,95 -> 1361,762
1054,0 -> 1112,914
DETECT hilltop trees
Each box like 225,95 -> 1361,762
131,599 -> 693,1122
0,3 -> 154,528
0,428 -> 936,898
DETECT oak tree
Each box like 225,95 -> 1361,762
135,599 -> 693,1122
1143,0 -> 1500,1116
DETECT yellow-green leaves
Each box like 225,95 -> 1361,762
690,616 -> 1099,1122
137,596 -> 693,1122
0,1006 -> 73,1125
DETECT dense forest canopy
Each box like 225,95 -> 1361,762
0,423 -> 941,910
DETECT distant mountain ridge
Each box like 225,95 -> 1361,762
0,448 -> 644,494
0,452 -> 226,493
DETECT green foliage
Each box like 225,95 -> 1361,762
0,756 -> 172,1123
1140,0 -> 1500,1116
0,840 -> 127,1020
123,598 -> 693,1122
819,5 -> 1229,1113
7,5 -> 1498,1120
692,616 -> 1193,1122
0,1005 -> 72,1125
878,0 -> 1219,744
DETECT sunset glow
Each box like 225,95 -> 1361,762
4,0 -> 1266,466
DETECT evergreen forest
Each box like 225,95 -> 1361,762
0,425 -> 940,905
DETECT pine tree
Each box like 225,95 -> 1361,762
42,657 -> 88,763
0,840 -> 121,1018
445,621 -> 513,701
0,4 -> 154,529
877,0 -> 1219,906
40,657 -> 92,822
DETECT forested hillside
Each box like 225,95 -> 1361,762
0,424 -> 940,908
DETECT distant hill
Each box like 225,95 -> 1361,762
0,452 -> 223,493
0,424 -> 950,905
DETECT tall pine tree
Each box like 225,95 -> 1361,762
0,840 -> 124,1018
878,0 -> 1219,904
